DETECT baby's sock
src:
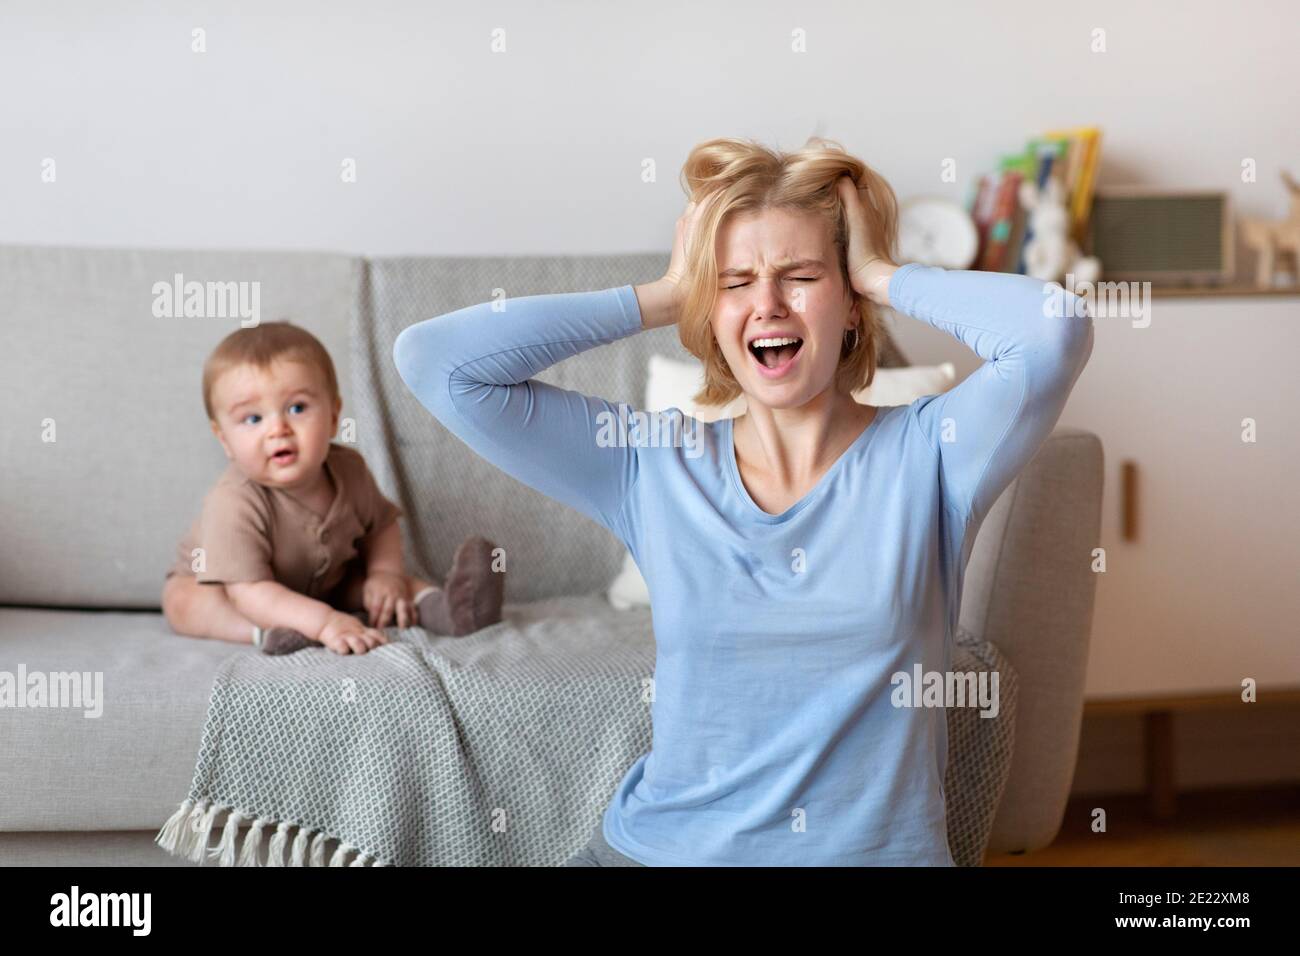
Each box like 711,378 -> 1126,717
414,585 -> 469,635
253,625 -> 317,656
426,535 -> 505,636
455,535 -> 505,632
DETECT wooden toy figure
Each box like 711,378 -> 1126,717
1240,171 -> 1300,288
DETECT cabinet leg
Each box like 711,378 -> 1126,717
1143,710 -> 1177,820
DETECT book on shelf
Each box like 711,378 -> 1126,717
977,164 -> 1024,272
1042,126 -> 1102,247
971,126 -> 1103,274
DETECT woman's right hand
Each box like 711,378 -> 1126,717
318,609 -> 387,655
665,199 -> 704,290
636,198 -> 708,330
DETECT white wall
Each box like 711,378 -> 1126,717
3,0 -> 1297,258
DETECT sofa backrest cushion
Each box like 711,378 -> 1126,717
0,245 -> 362,608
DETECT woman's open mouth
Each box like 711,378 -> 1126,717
748,337 -> 803,378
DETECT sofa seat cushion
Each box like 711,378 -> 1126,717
0,606 -> 238,830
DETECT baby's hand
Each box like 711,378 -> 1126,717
362,571 -> 414,629
318,610 -> 388,655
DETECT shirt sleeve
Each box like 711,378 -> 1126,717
194,480 -> 277,585
887,262 -> 1095,528
392,285 -> 644,537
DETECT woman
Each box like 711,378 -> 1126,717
392,137 -> 1094,866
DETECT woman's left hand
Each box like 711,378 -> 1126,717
836,176 -> 898,307
362,571 -> 413,629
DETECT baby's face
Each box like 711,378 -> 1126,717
208,359 -> 340,492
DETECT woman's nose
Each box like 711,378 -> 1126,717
751,276 -> 790,315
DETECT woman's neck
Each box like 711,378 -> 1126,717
733,390 -> 875,487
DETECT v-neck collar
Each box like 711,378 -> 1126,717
724,407 -> 885,523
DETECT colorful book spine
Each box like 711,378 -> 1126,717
1044,126 -> 1103,246
970,174 -> 993,268
979,167 -> 1024,272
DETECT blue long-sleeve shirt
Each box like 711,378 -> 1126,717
393,263 -> 1093,866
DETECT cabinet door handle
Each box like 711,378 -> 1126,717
1122,460 -> 1139,542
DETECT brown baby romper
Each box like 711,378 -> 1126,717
166,441 -> 403,609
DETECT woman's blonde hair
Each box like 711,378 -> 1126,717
675,136 -> 899,409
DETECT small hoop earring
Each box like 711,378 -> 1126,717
843,328 -> 861,352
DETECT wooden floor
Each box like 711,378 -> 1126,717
983,784 -> 1300,866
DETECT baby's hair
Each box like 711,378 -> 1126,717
202,321 -> 340,421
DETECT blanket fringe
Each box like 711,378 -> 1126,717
266,821 -> 291,866
188,800 -> 222,863
155,798 -> 382,867
178,799 -> 207,858
209,809 -> 245,867
238,817 -> 267,867
291,826 -> 312,866
309,830 -> 328,867
154,797 -> 194,855
329,841 -> 355,866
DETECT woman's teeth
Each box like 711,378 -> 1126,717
749,337 -> 803,368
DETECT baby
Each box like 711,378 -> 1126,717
162,321 -> 505,655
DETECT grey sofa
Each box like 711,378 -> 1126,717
0,244 -> 1103,865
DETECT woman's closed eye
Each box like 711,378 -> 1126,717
723,276 -> 818,290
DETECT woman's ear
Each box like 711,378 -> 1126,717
845,291 -> 863,331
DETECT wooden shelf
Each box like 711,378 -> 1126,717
1084,686 -> 1300,717
970,267 -> 1300,298
1146,283 -> 1300,299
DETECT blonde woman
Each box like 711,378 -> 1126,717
393,137 -> 1094,866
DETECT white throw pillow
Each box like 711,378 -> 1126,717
605,354 -> 957,609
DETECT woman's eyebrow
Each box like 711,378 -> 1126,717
719,258 -> 825,277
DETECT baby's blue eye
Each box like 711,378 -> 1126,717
242,413 -> 261,425
289,402 -> 306,414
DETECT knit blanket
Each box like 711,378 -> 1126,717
154,602 -> 1015,867
154,595 -> 657,866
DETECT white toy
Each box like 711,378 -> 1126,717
1018,176 -> 1101,292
